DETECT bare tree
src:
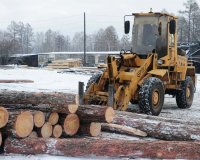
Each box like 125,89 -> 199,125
104,26 -> 119,51
24,23 -> 34,54
72,32 -> 84,52
179,0 -> 200,43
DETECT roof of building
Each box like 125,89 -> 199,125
10,51 -> 120,57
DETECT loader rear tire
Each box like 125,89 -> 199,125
85,72 -> 102,91
176,76 -> 194,109
138,77 -> 164,116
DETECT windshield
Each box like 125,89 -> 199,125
132,17 -> 158,55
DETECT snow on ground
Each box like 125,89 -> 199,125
0,67 -> 91,94
0,154 -> 113,160
160,74 -> 200,122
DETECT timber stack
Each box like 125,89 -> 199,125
1,90 -> 200,158
0,90 -> 116,140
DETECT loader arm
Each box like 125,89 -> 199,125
114,54 -> 154,110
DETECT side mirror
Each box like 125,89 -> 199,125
124,21 -> 130,34
169,20 -> 176,34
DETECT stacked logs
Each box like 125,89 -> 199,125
0,107 -> 9,147
0,90 -> 116,149
2,90 -> 200,158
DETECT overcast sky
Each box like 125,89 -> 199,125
0,0 -> 199,38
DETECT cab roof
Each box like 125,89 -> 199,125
132,12 -> 177,19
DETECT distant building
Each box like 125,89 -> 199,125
9,51 -> 120,67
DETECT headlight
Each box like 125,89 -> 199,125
158,59 -> 163,65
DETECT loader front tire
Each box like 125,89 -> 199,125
85,72 -> 102,91
138,77 -> 164,116
176,76 -> 194,109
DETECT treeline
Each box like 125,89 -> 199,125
0,23 -> 131,65
34,26 -> 131,53
178,0 -> 200,43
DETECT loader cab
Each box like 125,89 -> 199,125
125,12 -> 177,60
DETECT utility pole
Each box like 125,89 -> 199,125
84,12 -> 86,66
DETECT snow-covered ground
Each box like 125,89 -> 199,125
0,67 -> 91,93
0,67 -> 199,159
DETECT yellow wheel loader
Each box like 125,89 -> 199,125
83,11 -> 196,116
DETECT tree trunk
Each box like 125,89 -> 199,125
77,105 -> 115,123
117,111 -> 200,125
28,131 -> 38,138
63,114 -> 80,136
0,90 -> 79,114
0,107 -> 9,128
52,124 -> 62,138
33,111 -> 45,128
78,122 -> 101,137
113,111 -> 200,141
4,137 -> 200,159
101,123 -> 147,137
0,132 -> 2,147
0,80 -> 34,83
14,111 -> 34,138
48,112 -> 59,125
40,122 -> 53,138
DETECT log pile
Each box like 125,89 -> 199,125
47,59 -> 82,69
1,90 -> 200,159
0,91 -> 116,148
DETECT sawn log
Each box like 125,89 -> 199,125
4,137 -> 200,159
113,111 -> 200,141
0,90 -> 78,114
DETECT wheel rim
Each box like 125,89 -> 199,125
186,86 -> 191,98
152,89 -> 160,107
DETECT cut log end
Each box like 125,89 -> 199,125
41,122 -> 53,139
15,111 -> 34,138
0,132 -> 2,146
28,131 -> 38,138
34,111 -> 45,128
68,104 -> 78,114
48,112 -> 59,125
90,122 -> 101,137
64,114 -> 80,136
0,107 -> 9,128
53,124 -> 63,138
105,107 -> 115,123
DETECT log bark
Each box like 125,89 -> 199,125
0,90 -> 79,114
53,124 -> 62,138
0,80 -> 34,83
78,122 -> 101,137
77,105 -> 115,123
14,111 -> 34,138
101,123 -> 147,137
63,114 -> 80,136
113,111 -> 200,141
117,111 -> 200,125
0,107 -> 9,128
5,137 -> 200,159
